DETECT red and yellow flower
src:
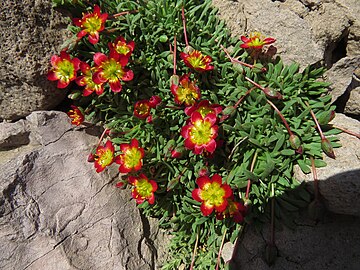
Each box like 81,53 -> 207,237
67,105 -> 84,126
76,62 -> 104,96
108,36 -> 135,59
92,52 -> 134,93
180,50 -> 214,72
94,140 -> 115,173
216,197 -> 247,223
73,5 -> 108,45
128,174 -> 158,204
115,138 -> 144,173
192,174 -> 232,216
184,100 -> 222,117
47,51 -> 80,88
240,32 -> 276,50
134,100 -> 151,119
181,111 -> 218,155
171,74 -> 200,106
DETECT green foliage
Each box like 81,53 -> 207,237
50,0 -> 339,268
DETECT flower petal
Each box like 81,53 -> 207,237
94,52 -> 108,66
200,203 -> 214,216
109,81 -> 122,92
196,176 -> 211,189
192,188 -> 202,202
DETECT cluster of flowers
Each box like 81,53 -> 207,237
47,5 -> 278,223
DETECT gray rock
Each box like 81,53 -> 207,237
0,0 -> 70,121
0,111 -> 168,270
344,86 -> 360,115
230,213 -> 360,270
294,113 -> 360,216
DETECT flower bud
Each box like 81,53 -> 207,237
317,110 -> 335,125
115,181 -> 127,189
170,74 -> 179,87
198,168 -> 209,177
321,138 -> 336,159
159,35 -> 168,43
149,95 -> 162,108
184,45 -> 195,54
289,134 -> 303,154
220,106 -> 236,122
87,152 -> 95,163
68,91 -> 82,100
171,146 -> 185,159
262,87 -> 283,99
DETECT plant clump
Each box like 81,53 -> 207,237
49,0 -> 341,268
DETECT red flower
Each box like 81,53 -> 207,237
92,52 -> 134,93
67,105 -> 84,126
73,5 -> 108,45
115,138 -> 144,173
149,95 -> 162,108
128,174 -> 158,204
216,197 -> 247,223
192,174 -> 232,216
171,74 -> 200,106
180,50 -> 214,72
94,140 -> 115,173
76,62 -> 104,96
240,32 -> 276,50
184,100 -> 222,118
181,111 -> 218,155
108,36 -> 135,59
47,51 -> 80,88
134,100 -> 151,119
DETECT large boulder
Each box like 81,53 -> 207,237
0,111 -> 168,270
0,0 -> 69,121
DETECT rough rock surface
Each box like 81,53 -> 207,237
0,0 -> 70,121
229,213 -> 360,270
0,111 -> 168,270
294,113 -> 360,217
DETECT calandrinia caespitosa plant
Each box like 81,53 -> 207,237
49,0 -> 341,268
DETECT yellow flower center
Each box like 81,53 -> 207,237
56,59 -> 75,83
97,149 -> 113,167
115,42 -> 131,55
135,103 -> 150,117
189,120 -> 213,145
135,178 -> 153,198
200,182 -> 226,207
124,147 -> 142,169
177,83 -> 199,105
197,106 -> 213,118
100,58 -> 125,82
83,15 -> 102,34
187,53 -> 206,69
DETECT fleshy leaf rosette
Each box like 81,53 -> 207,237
181,111 -> 218,155
94,140 -> 115,173
240,32 -> 276,50
115,138 -> 144,173
180,50 -> 214,72
47,51 -> 81,88
128,174 -> 158,204
67,105 -> 84,126
73,5 -> 108,45
192,174 -> 232,216
92,52 -> 134,93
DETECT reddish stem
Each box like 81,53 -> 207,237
220,45 -> 258,70
266,99 -> 293,136
234,87 -> 256,108
310,156 -> 320,201
111,10 -> 138,18
182,6 -> 189,46
306,102 -> 325,139
245,151 -> 257,200
96,128 -> 109,149
173,35 -> 177,75
331,125 -> 360,139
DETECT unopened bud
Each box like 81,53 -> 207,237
321,138 -> 336,159
115,181 -> 127,189
159,35 -> 168,43
198,168 -> 209,177
262,88 -> 283,99
317,110 -> 336,125
170,75 -> 179,87
87,152 -> 95,163
171,146 -> 185,159
68,91 -> 82,100
184,45 -> 195,54
149,95 -> 162,108
289,134 -> 303,154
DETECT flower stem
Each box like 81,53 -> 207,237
189,228 -> 199,270
270,183 -> 275,245
310,156 -> 320,202
220,45 -> 261,70
331,125 -> 360,139
215,228 -> 228,270
234,87 -> 256,108
96,128 -> 109,148
305,101 -> 325,140
245,151 -> 258,200
111,10 -> 138,18
182,6 -> 189,46
173,35 -> 177,75
266,99 -> 293,136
